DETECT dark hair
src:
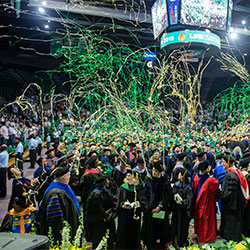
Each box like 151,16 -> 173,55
13,196 -> 30,209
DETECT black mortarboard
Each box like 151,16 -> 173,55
108,154 -> 117,160
87,156 -> 99,168
95,175 -> 107,186
153,160 -> 163,172
126,168 -> 133,175
198,160 -> 210,171
137,157 -> 145,164
103,148 -> 111,153
216,153 -> 224,160
88,151 -> 98,157
223,155 -> 235,164
190,145 -> 197,150
55,166 -> 70,177
128,142 -> 136,147
45,148 -> 54,155
197,152 -> 205,158
177,152 -> 186,160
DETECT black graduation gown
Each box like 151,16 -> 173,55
39,188 -> 80,243
171,184 -> 193,247
86,188 -> 116,249
221,171 -> 245,242
109,168 -> 127,195
142,176 -> 173,249
243,174 -> 250,237
116,183 -> 147,250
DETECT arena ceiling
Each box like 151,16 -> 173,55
0,0 -> 249,97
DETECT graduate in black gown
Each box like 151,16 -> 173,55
38,165 -> 81,243
86,176 -> 116,249
116,169 -> 147,250
221,155 -> 247,242
171,167 -> 193,248
142,161 -> 173,249
109,157 -> 130,195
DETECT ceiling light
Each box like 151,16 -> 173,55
229,27 -> 234,32
244,53 -> 248,56
38,7 -> 45,13
205,29 -> 211,33
242,20 -> 246,25
230,32 -> 237,39
45,24 -> 49,29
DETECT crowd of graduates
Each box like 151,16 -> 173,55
1,124 -> 250,250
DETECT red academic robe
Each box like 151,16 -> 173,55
193,174 -> 219,242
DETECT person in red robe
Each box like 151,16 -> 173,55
193,160 -> 220,242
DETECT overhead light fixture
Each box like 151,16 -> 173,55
48,20 -> 51,23
45,24 -> 49,29
38,7 -> 45,13
244,53 -> 248,56
229,27 -> 234,32
230,32 -> 237,39
42,1 -> 47,6
205,29 -> 211,33
242,20 -> 246,25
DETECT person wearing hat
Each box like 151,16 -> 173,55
0,144 -> 9,197
101,148 -> 111,164
142,161 -> 173,249
205,144 -> 216,169
0,195 -> 37,234
109,157 -> 130,195
192,152 -> 207,175
171,153 -> 186,181
171,167 -> 193,248
221,155 -> 249,242
134,157 -> 147,181
125,142 -> 137,162
15,137 -> 24,173
167,145 -> 182,177
45,148 -> 57,168
81,156 -> 102,208
102,154 -> 118,177
193,160 -> 219,243
116,169 -> 147,250
38,164 -> 81,243
185,145 -> 197,171
86,176 -> 115,249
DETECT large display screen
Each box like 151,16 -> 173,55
180,0 -> 228,31
151,0 -> 169,39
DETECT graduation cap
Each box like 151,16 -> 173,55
177,152 -> 186,161
95,175 -> 107,187
45,148 -> 54,155
216,153 -> 224,160
108,154 -> 117,160
88,151 -> 98,157
190,145 -> 197,150
103,148 -> 111,153
137,157 -> 145,164
153,160 -> 164,172
198,160 -> 210,171
197,152 -> 205,159
87,156 -> 99,168
55,165 -> 70,178
223,155 -> 235,164
128,142 -> 136,148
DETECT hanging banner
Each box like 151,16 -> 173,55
168,0 -> 179,25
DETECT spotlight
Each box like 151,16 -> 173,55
45,24 -> 49,29
42,1 -> 47,6
242,20 -> 246,25
205,29 -> 211,33
38,7 -> 45,13
244,53 -> 248,56
229,27 -> 234,32
230,32 -> 237,39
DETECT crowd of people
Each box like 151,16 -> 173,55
0,99 -> 250,249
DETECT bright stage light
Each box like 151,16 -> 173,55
42,1 -> 47,6
229,27 -> 234,32
45,24 -> 49,29
38,7 -> 45,13
242,20 -> 246,25
230,32 -> 237,39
